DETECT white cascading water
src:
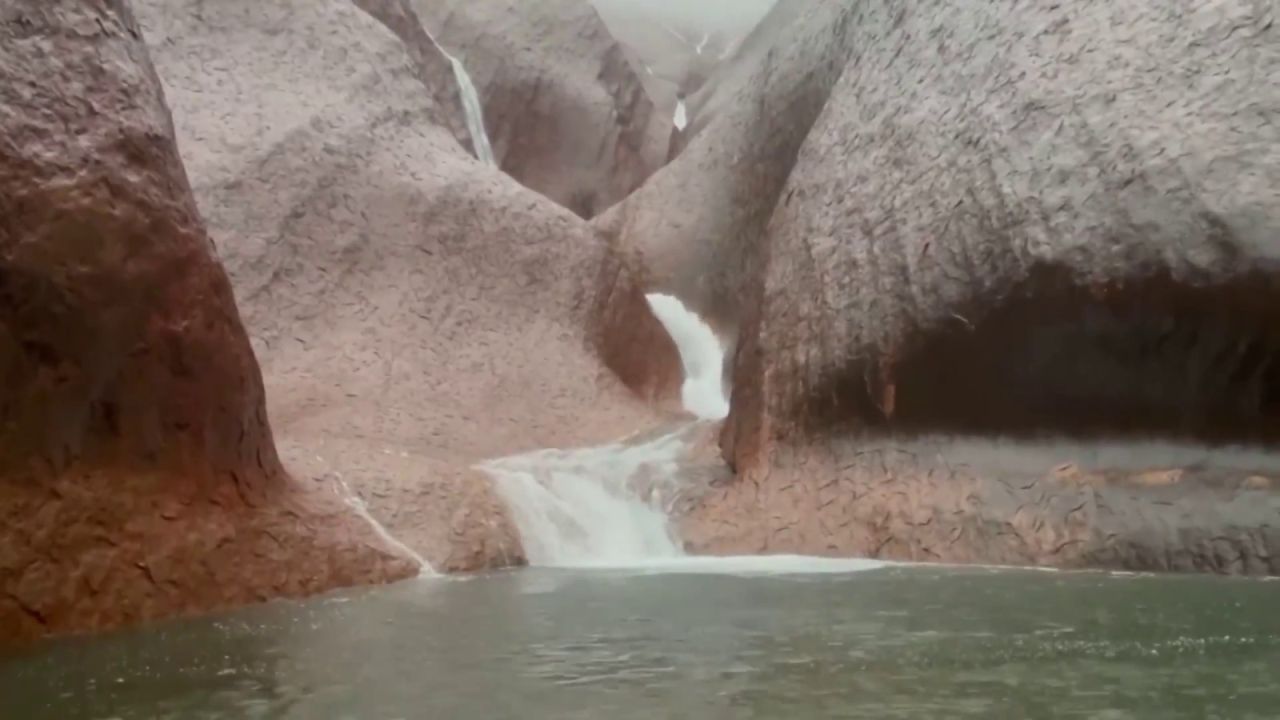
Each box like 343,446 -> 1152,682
644,293 -> 728,420
483,294 -> 727,567
481,430 -> 689,566
484,294 -> 889,575
447,56 -> 497,166
673,100 -> 689,131
420,27 -> 496,166
332,476 -> 434,576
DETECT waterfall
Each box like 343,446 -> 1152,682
644,293 -> 728,420
673,100 -> 689,131
332,476 -> 435,576
482,294 -> 733,568
481,430 -> 690,567
420,27 -> 496,166
447,56 -> 497,166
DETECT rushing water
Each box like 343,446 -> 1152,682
481,429 -> 690,566
481,293 -> 727,569
4,566 -> 1277,719
644,293 -> 728,421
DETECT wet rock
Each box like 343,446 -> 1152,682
683,438 -> 1280,575
701,0 -> 1280,574
674,0 -> 810,154
411,0 -> 670,218
591,0 -> 859,401
590,0 -> 778,146
138,0 -> 669,572
726,0 -> 1280,464
0,0 -> 416,645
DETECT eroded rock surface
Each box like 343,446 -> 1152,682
592,0 -> 859,401
698,0 -> 1280,573
411,0 -> 669,218
590,0 -> 779,151
138,0 -> 673,572
0,0 -> 416,645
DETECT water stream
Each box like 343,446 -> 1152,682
421,27 -> 496,166
446,56 -> 497,166
481,430 -> 689,566
333,476 -> 434,575
483,294 -> 729,568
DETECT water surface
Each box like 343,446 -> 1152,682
3,565 -> 1277,719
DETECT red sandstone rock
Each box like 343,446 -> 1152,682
591,0 -> 860,402
695,0 -> 1280,574
408,0 -> 670,219
0,0 -> 417,646
137,0 -> 675,572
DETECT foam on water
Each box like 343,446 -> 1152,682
568,555 -> 890,576
481,430 -> 690,566
644,293 -> 728,420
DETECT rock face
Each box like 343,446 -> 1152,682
411,0 -> 669,218
590,0 -> 779,146
0,0 -> 416,645
592,0 -> 859,402
137,0 -> 670,572
674,0 -> 810,155
693,0 -> 1280,573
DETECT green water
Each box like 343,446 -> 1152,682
2,565 -> 1277,719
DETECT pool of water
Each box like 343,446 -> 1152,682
3,564 -> 1278,719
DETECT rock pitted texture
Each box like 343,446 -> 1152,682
0,0 -> 416,645
138,0 -> 670,572
411,0 -> 669,218
592,0 -> 859,401
694,0 -> 1280,573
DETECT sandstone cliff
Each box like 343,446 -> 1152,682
591,0 -> 859,404
693,0 -> 1280,573
408,0 -> 670,218
0,0 -> 417,645
136,0 -> 671,573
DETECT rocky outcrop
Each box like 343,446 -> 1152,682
410,0 -> 670,218
137,0 -> 670,572
695,0 -> 1280,573
591,0 -> 859,401
0,0 -> 416,645
674,0 -> 810,154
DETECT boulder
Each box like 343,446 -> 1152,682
0,0 -> 416,645
137,0 -> 670,572
698,0 -> 1280,573
410,0 -> 670,218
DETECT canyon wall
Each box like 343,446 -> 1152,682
691,0 -> 1280,573
0,0 -> 416,645
136,0 -> 677,572
410,0 -> 670,218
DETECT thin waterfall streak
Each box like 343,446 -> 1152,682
421,27 -> 497,166
334,477 -> 435,576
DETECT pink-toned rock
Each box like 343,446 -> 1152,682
410,0 -> 670,218
591,0 -> 859,401
0,0 -> 416,646
702,0 -> 1280,574
137,0 -> 675,572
